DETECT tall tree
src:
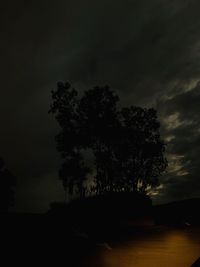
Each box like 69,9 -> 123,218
49,82 -> 90,199
115,106 -> 167,193
77,86 -> 120,194
49,82 -> 167,200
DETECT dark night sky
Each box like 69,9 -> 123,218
1,0 -> 200,213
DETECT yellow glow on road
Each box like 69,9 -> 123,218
85,227 -> 200,267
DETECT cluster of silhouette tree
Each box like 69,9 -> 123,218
0,157 -> 16,212
49,82 -> 167,201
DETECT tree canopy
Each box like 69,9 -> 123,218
49,82 -> 167,200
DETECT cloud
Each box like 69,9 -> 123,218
154,83 -> 200,203
1,0 -> 200,211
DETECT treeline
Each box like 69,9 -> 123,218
49,82 -> 167,200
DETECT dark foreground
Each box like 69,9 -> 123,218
1,214 -> 200,267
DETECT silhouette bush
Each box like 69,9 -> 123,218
0,157 -> 16,212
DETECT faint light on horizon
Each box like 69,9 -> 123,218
164,135 -> 175,143
147,184 -> 164,197
167,154 -> 187,175
177,170 -> 189,176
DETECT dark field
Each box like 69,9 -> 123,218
1,214 -> 200,267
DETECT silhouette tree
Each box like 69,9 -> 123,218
59,152 -> 90,202
0,157 -> 16,212
49,82 -> 167,200
115,106 -> 167,193
49,82 -> 91,200
77,86 -> 120,194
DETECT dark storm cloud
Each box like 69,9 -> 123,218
1,0 -> 200,211
61,0 -> 200,104
154,84 -> 200,203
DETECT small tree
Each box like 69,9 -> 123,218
0,157 -> 16,212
